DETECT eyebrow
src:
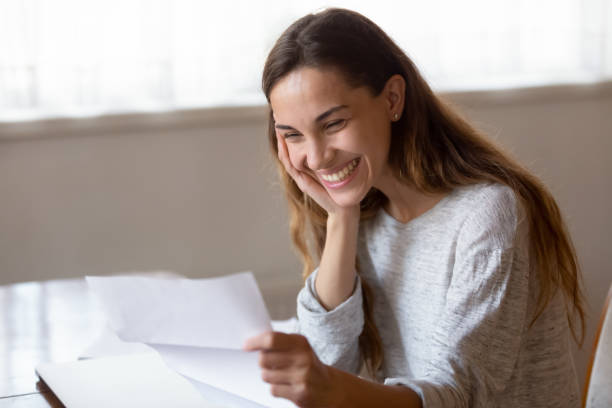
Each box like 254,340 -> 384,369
274,105 -> 349,130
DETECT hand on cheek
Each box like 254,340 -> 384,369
277,134 -> 309,180
243,331 -> 343,408
285,146 -> 303,173
276,134 -> 342,214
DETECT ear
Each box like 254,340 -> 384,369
383,74 -> 406,121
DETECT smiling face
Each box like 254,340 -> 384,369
269,67 -> 403,207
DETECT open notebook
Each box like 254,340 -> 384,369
35,272 -> 298,408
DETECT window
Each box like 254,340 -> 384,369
1,0 -> 610,121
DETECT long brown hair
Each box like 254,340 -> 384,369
262,8 -> 585,375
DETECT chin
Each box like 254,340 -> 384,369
331,197 -> 360,208
329,189 -> 369,208
325,163 -> 372,208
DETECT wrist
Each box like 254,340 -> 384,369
327,207 -> 360,229
327,366 -> 351,408
328,368 -> 424,408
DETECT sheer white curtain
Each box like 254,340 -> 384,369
1,0 -> 611,121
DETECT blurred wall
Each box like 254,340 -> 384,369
1,82 -> 611,390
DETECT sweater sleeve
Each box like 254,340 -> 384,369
295,268 -> 364,374
385,187 -> 531,407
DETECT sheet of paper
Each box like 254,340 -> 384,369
86,272 -> 272,349
152,345 -> 295,408
79,318 -> 298,360
86,272 -> 297,408
184,376 -> 268,408
79,324 -> 155,359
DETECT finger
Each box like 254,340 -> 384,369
275,133 -> 334,211
275,133 -> 288,164
245,331 -> 291,351
259,350 -> 294,369
276,144 -> 318,193
243,331 -> 270,351
270,381 -> 310,407
276,134 -> 312,188
276,134 -> 299,179
268,383 -> 295,401
244,331 -> 309,352
261,367 -> 294,385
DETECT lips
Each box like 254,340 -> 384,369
320,158 -> 359,182
318,158 -> 361,189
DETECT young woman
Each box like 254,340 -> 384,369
244,8 -> 585,408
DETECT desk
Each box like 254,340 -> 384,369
0,277 -> 299,407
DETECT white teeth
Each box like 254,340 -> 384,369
321,158 -> 359,183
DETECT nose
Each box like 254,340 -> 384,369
304,136 -> 333,171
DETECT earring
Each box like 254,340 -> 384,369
393,113 -> 399,121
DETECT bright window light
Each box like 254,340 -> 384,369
0,0 -> 610,121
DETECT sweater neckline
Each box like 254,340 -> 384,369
378,188 -> 456,230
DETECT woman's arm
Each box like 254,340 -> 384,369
275,128 -> 364,372
314,210 -> 360,310
335,368 -> 422,408
244,331 -> 422,408
275,132 -> 361,311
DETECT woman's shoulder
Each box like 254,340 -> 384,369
451,182 -> 527,250
452,182 -> 518,211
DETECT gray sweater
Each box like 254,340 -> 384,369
296,183 -> 580,407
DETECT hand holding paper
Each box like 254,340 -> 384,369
86,272 -> 296,408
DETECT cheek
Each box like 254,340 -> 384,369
365,120 -> 391,158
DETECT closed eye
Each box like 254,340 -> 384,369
325,119 -> 347,132
283,132 -> 301,139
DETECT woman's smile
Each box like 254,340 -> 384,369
318,157 -> 361,189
